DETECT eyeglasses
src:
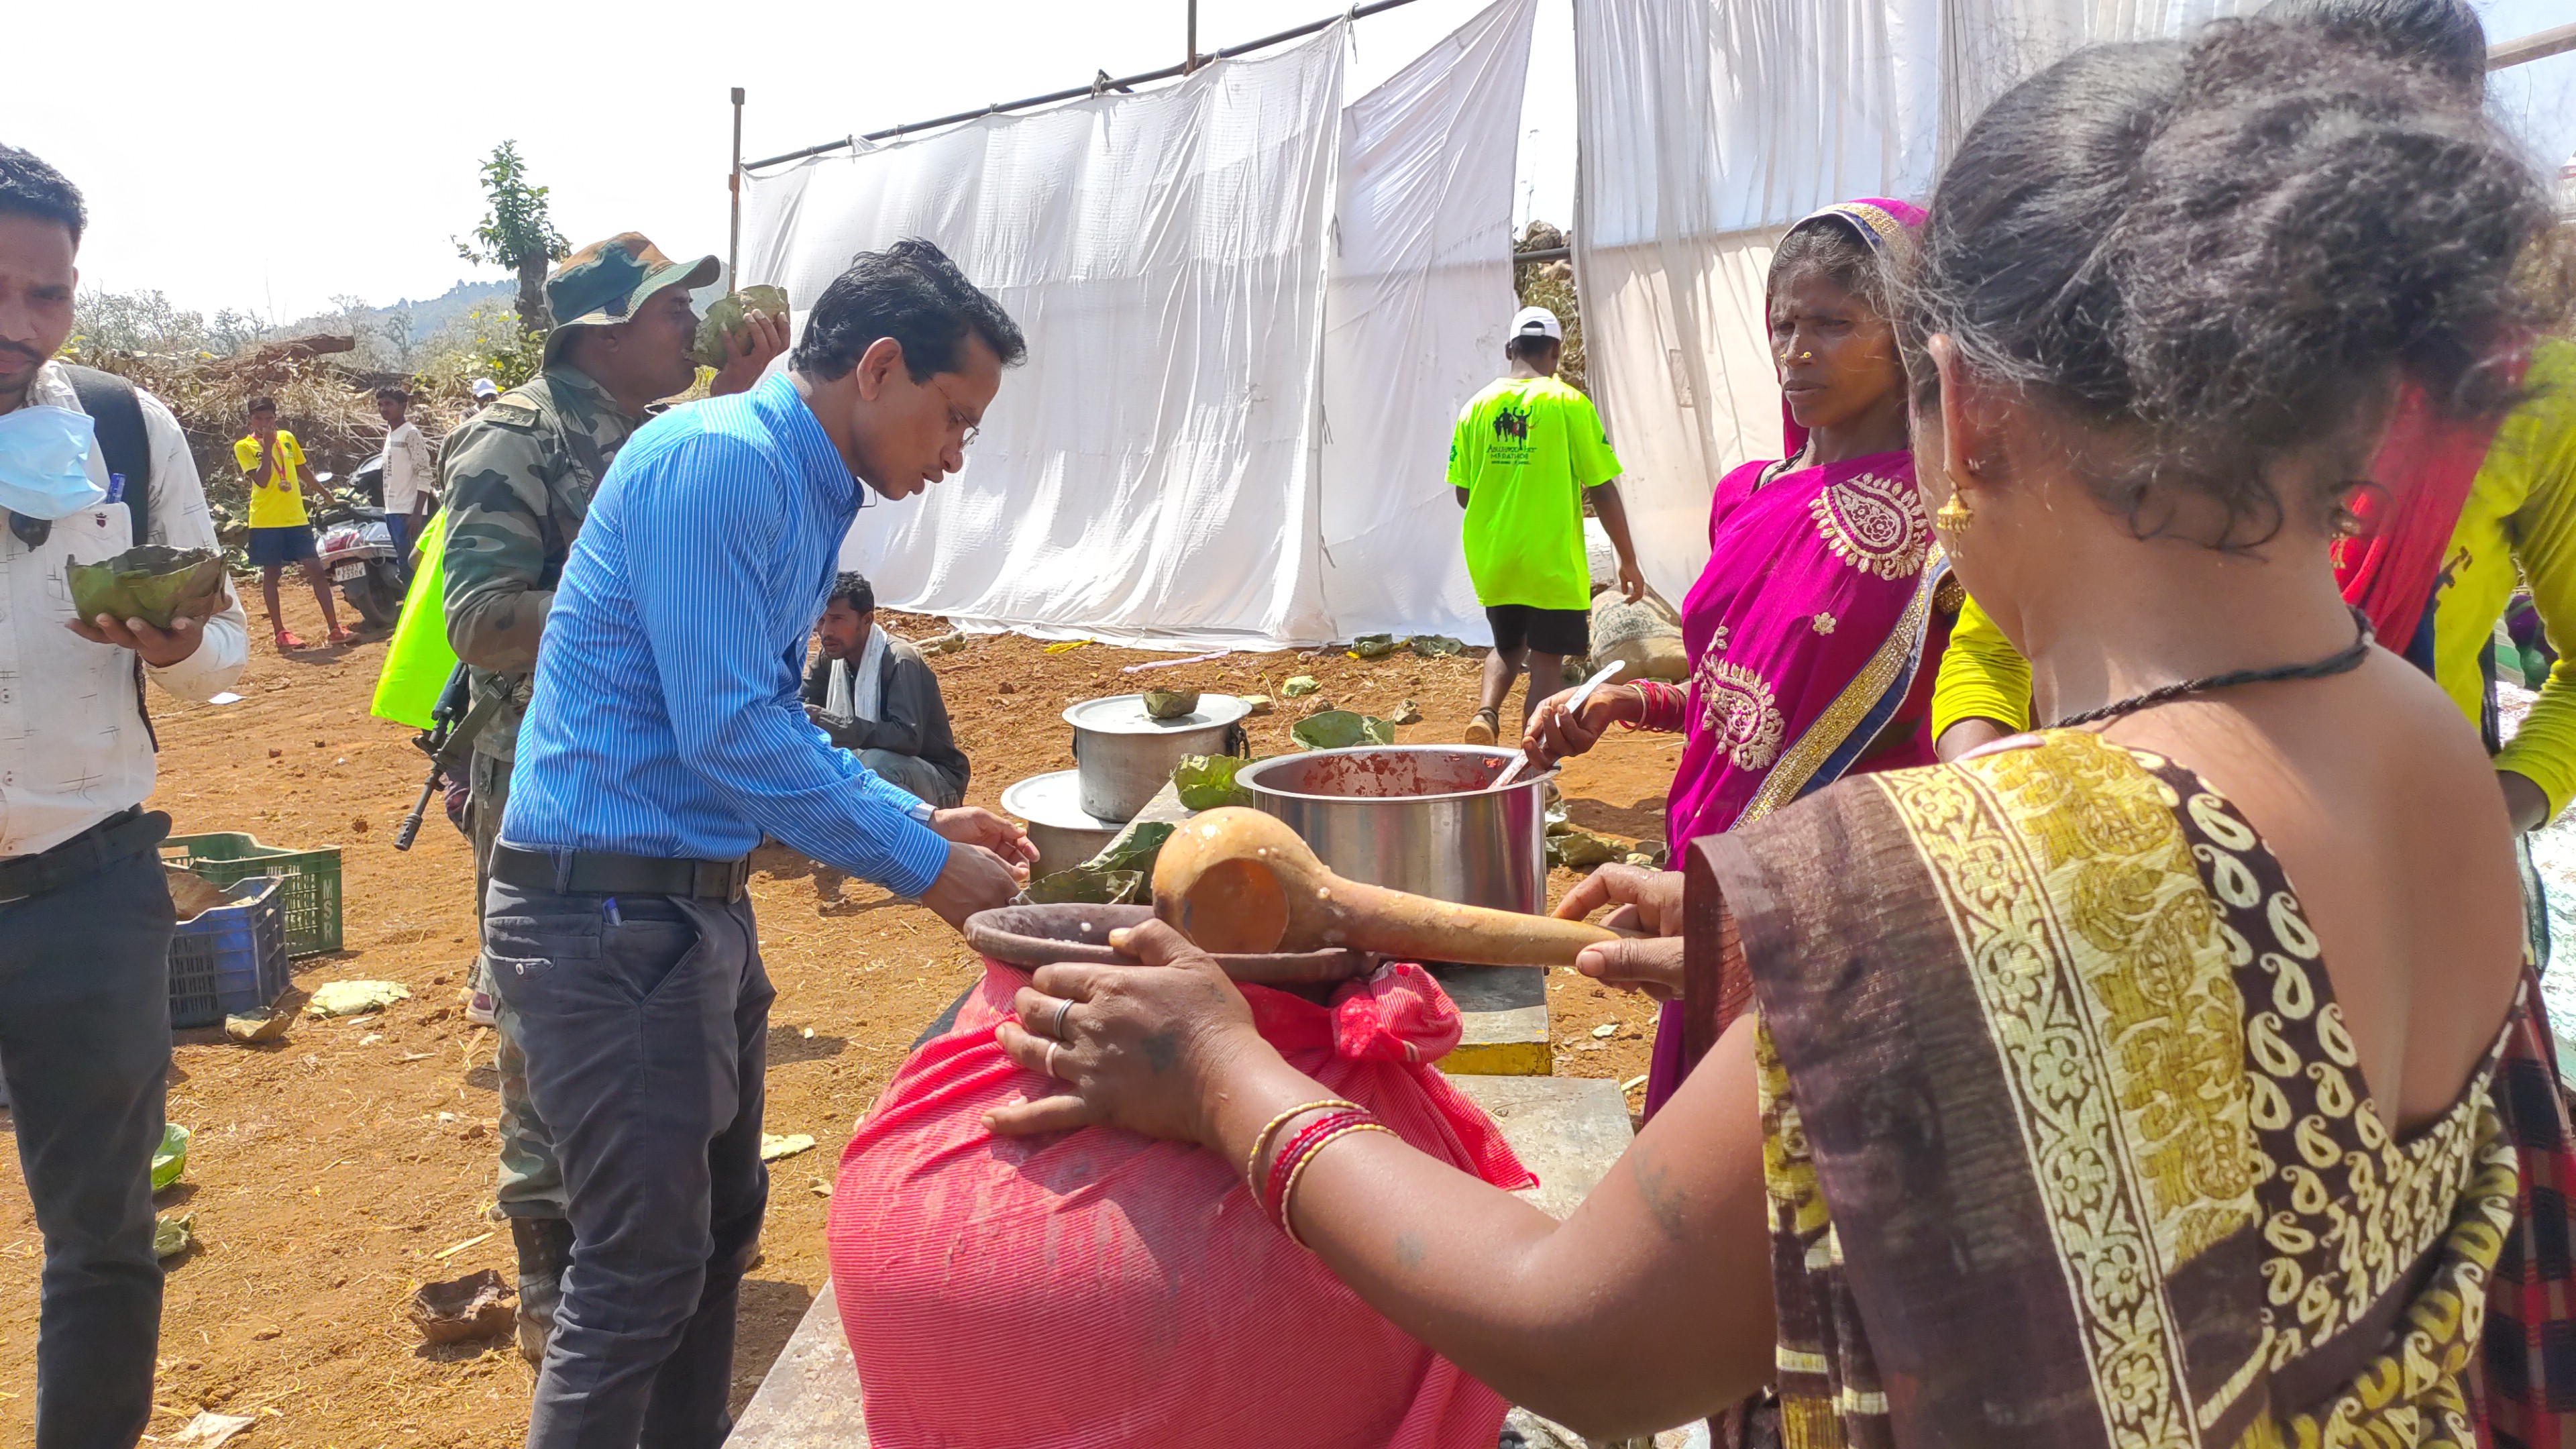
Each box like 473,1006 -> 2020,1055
926,376 -> 982,451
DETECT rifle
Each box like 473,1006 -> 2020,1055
394,664 -> 500,851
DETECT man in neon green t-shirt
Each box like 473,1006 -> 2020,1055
1449,306 -> 1644,743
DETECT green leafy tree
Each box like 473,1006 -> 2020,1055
455,141 -> 568,335
1513,221 -> 1586,395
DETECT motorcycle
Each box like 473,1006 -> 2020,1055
350,455 -> 386,509
312,477 -> 407,631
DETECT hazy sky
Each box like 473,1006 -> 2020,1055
13,0 -> 2569,325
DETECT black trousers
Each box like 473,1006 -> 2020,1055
0,847 -> 173,1449
484,880 -> 771,1449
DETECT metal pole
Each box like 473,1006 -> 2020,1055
728,87 -> 746,294
1187,0 -> 1198,74
2489,21 -> 2576,70
745,0 -> 1424,170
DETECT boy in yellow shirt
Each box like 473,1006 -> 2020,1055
233,396 -> 350,649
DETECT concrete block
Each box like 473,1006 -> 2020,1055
730,1287 -> 867,1448
1435,961 -> 1554,1076
1448,1074 -> 1633,1220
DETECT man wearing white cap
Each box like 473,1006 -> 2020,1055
1448,305 -> 1644,743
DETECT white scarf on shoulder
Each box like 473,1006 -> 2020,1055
825,625 -> 889,722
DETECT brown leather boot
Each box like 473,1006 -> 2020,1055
510,1216 -> 575,1365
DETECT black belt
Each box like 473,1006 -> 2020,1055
490,843 -> 750,902
0,808 -> 172,907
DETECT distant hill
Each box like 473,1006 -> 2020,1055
379,277 -> 516,337
273,271 -> 741,369
274,276 -> 515,347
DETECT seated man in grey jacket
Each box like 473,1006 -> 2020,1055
802,572 -> 971,808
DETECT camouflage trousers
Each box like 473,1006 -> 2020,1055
471,748 -> 566,1220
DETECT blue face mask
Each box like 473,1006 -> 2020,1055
0,405 -> 108,521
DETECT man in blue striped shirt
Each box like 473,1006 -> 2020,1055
487,240 -> 1036,1449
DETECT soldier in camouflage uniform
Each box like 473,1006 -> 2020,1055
439,233 -> 786,1362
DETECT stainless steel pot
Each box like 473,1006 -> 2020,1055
999,769 -> 1127,877
1238,745 -> 1556,914
1065,694 -> 1251,822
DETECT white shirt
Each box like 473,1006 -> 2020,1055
380,420 -> 433,515
0,361 -> 250,859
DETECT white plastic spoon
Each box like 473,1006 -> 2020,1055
1488,659 -> 1626,792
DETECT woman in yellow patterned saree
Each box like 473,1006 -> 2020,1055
965,20 -> 2576,1448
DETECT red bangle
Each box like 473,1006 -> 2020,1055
1262,1108 -> 1374,1228
1620,681 -> 1682,731
1279,1122 -> 1395,1250
1243,1099 -> 1362,1191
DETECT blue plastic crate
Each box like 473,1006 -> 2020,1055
169,876 -> 290,1029
162,833 -> 341,957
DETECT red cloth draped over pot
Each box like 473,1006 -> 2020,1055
828,959 -> 1530,1449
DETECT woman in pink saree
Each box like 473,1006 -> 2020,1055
1521,197 -> 1958,1115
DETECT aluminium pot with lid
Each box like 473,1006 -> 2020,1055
998,769 -> 1127,878
1064,693 -> 1251,822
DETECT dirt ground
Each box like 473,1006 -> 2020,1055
0,595 -> 1681,1447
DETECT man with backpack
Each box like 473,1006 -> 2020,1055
0,144 -> 248,1449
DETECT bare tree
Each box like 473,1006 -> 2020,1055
377,305 -> 421,372
209,309 -> 265,357
73,288 -> 209,357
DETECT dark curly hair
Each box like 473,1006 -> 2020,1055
792,238 -> 1027,384
2257,0 -> 2486,98
0,145 -> 85,246
1904,21 -> 2547,548
828,570 -> 875,615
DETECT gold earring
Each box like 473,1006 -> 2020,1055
1934,490 -> 1974,539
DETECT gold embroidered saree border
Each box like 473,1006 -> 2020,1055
1721,733 -> 2518,1448
1733,552 -> 1943,830
1876,732 -> 2263,1447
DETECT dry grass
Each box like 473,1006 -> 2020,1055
72,352 -> 476,515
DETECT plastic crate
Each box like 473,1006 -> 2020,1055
162,833 -> 341,957
168,876 -> 290,1029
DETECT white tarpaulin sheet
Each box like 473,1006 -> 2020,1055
1572,0 -> 2255,606
1320,0 -> 1538,643
743,30 -> 1349,649
741,3 -> 1540,650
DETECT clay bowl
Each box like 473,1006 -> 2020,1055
963,904 -> 1375,987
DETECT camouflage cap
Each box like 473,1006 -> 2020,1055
543,233 -> 721,362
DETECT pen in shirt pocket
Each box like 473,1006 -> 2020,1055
602,896 -> 623,926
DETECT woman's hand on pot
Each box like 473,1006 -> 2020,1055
985,919 -> 1271,1149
